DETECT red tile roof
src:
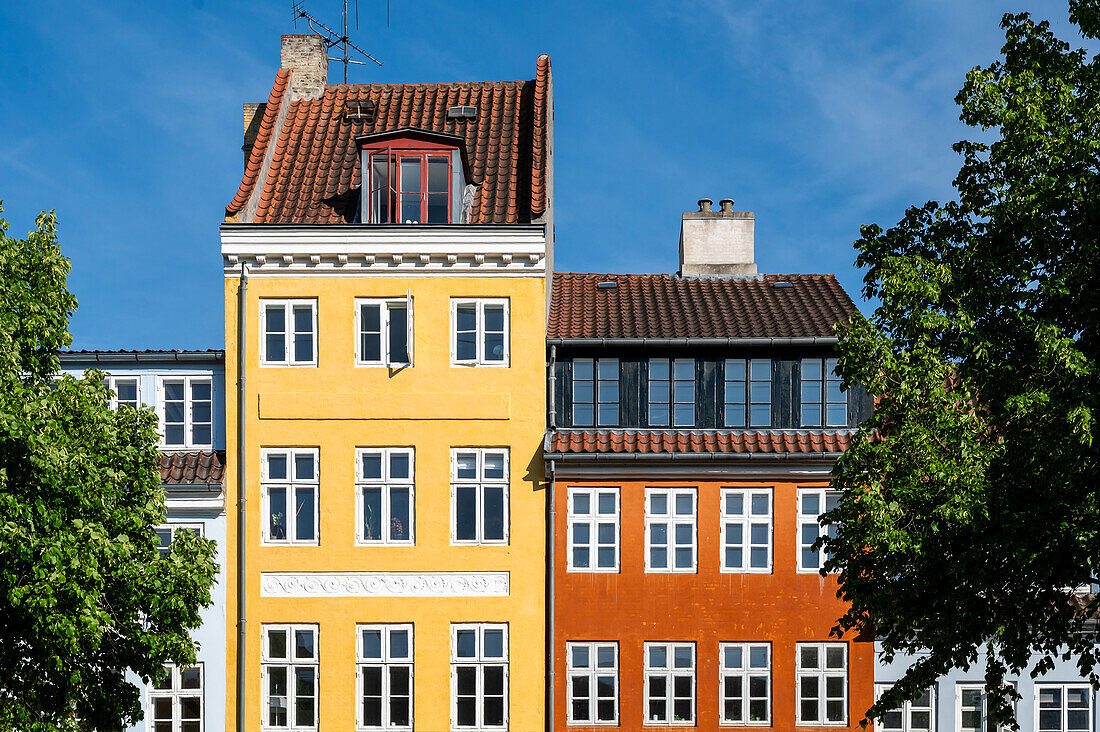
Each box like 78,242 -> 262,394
159,451 -> 225,485
226,56 -> 551,225
548,430 -> 853,455
227,70 -> 289,217
547,273 -> 857,340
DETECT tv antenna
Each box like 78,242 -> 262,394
292,0 -> 384,83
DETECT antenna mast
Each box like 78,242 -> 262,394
292,0 -> 384,83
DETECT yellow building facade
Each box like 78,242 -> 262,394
221,40 -> 553,732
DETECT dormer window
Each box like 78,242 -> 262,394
370,152 -> 450,224
358,128 -> 470,225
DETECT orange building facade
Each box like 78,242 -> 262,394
543,207 -> 875,731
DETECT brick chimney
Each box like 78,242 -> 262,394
678,198 -> 757,276
281,34 -> 328,100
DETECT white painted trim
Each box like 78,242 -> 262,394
720,487 -> 774,574
221,226 -> 546,277
566,486 -> 620,573
260,572 -> 510,597
644,487 -> 698,573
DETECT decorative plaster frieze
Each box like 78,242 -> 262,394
259,571 -> 510,598
220,224 -> 547,277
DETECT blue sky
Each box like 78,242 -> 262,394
0,0 -> 1085,349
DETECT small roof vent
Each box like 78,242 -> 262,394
447,105 -> 478,120
771,281 -> 794,289
596,281 -> 617,289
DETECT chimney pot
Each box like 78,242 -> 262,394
281,34 -> 329,101
697,198 -> 713,213
719,198 -> 734,213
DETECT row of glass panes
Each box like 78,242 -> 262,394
571,357 -> 847,428
875,683 -> 1093,732
569,486 -> 840,574
260,447 -> 510,545
567,641 -> 847,727
260,298 -> 510,367
103,375 -> 213,449
261,623 -> 508,731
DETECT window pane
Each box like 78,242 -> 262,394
674,493 -> 693,515
598,403 -> 618,426
484,305 -> 505,332
649,403 -> 670,426
484,629 -> 505,658
268,487 -> 287,540
371,154 -> 391,223
674,403 -> 694,426
389,304 -> 409,362
455,486 -> 478,541
180,667 -> 201,689
673,646 -> 692,668
650,358 -> 670,380
827,403 -> 848,426
267,453 -> 287,480
390,487 -> 411,541
294,453 -> 314,480
799,646 -> 819,669
361,452 -> 382,480
268,629 -> 288,659
295,629 -> 315,659
456,629 -> 477,657
455,452 -> 477,479
573,491 -> 591,514
294,487 -> 315,541
573,404 -> 594,426
649,646 -> 667,668
598,492 -> 616,514
483,452 -> 505,479
389,451 -> 410,480
362,487 -> 382,541
362,629 -> 382,658
483,486 -> 505,541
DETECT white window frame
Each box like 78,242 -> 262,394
154,523 -> 204,557
260,299 -> 318,367
1035,684 -> 1091,732
355,297 -> 413,367
567,487 -> 620,572
572,357 -> 620,427
797,487 -> 840,573
644,642 -> 696,726
874,683 -> 935,732
566,641 -> 619,726
795,642 -> 848,726
723,358 -> 772,428
721,488 -> 773,573
719,642 -> 771,726
451,298 -> 510,367
158,375 -> 214,449
104,375 -> 140,410
262,624 -> 319,731
451,623 -> 509,731
356,448 -> 415,545
357,624 -> 414,731
148,662 -> 204,732
645,488 -> 697,573
450,449 -> 510,545
261,448 -> 320,545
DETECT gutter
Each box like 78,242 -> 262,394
58,351 -> 225,363
545,337 -> 838,347
547,345 -> 557,429
235,265 -> 248,732
543,451 -> 843,462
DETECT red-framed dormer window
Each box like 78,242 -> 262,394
369,150 -> 451,224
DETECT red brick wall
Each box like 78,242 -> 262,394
553,477 -> 874,731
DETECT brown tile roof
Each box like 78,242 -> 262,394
159,451 -> 225,485
547,273 -> 857,340
225,56 -> 551,225
547,430 -> 854,455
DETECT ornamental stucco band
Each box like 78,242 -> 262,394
259,571 -> 511,598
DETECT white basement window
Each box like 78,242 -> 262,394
644,642 -> 695,726
720,643 -> 771,725
149,663 -> 203,732
358,624 -> 413,730
452,624 -> 508,730
567,642 -> 618,725
874,684 -> 935,732
796,643 -> 847,726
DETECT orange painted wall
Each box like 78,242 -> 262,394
553,478 -> 874,731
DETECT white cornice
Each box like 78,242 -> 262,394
220,225 -> 546,277
259,571 -> 510,597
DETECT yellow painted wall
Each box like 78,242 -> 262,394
225,272 -> 547,731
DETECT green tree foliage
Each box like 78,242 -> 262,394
0,204 -> 217,731
824,3 -> 1100,727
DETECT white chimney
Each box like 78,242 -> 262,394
679,198 -> 756,276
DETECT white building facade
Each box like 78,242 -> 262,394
59,350 -> 227,732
